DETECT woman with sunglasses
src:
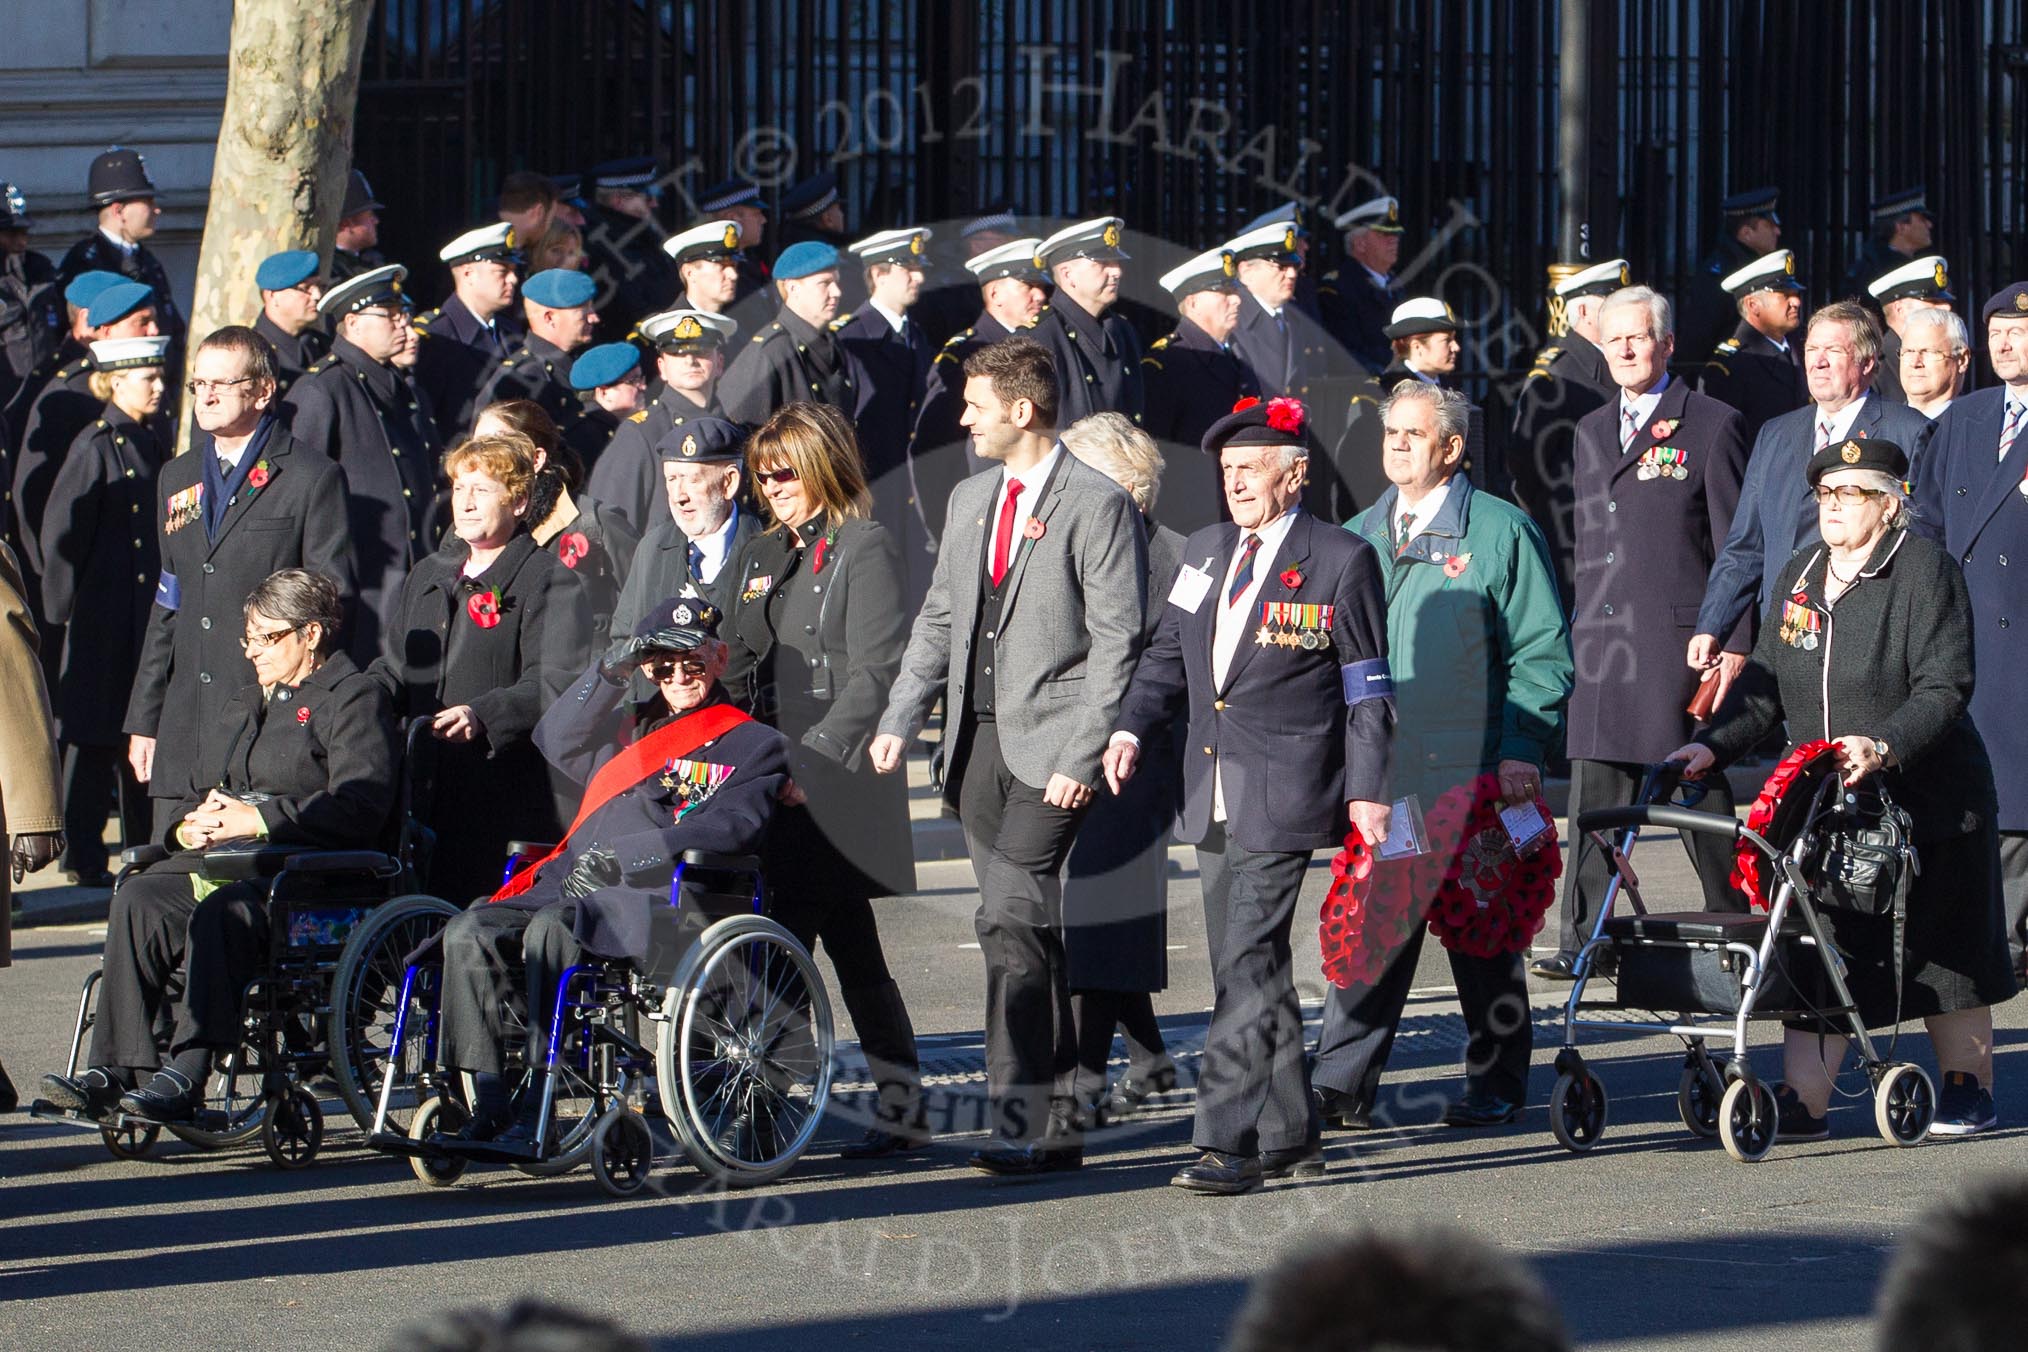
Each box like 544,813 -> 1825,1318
724,401 -> 926,1158
368,433 -> 590,900
39,568 -> 399,1124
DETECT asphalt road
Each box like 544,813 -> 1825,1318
3,817 -> 2023,1351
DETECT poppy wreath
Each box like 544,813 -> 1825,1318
1731,738 -> 1834,910
1424,772 -> 1563,960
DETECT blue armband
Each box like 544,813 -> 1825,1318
155,569 -> 181,611
1341,658 -> 1393,705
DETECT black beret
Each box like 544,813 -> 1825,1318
1201,396 -> 1315,457
1806,435 -> 1909,486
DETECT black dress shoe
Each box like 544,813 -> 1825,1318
435,1104 -> 515,1145
1171,1151 -> 1263,1195
840,1127 -> 929,1159
968,1140 -> 1084,1176
118,1068 -> 200,1124
1440,1088 -> 1523,1128
1529,951 -> 1580,980
65,869 -> 115,889
38,1068 -> 126,1119
1260,1142 -> 1327,1179
1314,1086 -> 1373,1131
1100,1066 -> 1178,1123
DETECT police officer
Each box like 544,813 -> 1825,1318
412,222 -> 526,440
56,148 -> 184,347
1030,216 -> 1143,425
1682,187 -> 1782,359
836,227 -> 935,542
474,267 -> 601,437
1843,187 -> 1933,312
661,218 -> 750,344
1867,254 -> 1955,405
563,340 -> 646,464
329,169 -> 386,283
1317,194 -> 1403,375
1141,245 -> 1258,534
693,178 -> 772,306
250,250 -> 329,396
607,417 -> 759,643
718,240 -> 866,426
776,168 -> 848,253
1510,258 -> 1627,605
0,183 -> 61,424
582,157 -> 676,340
586,307 -> 733,532
1699,249 -> 1808,443
1226,220 -> 1325,402
285,264 -> 439,663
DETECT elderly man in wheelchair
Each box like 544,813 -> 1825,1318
427,596 -> 793,1160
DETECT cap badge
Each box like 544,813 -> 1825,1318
722,224 -> 739,250
1221,251 -> 1236,277
909,233 -> 924,255
2015,291 -> 2028,313
1617,263 -> 1631,284
1281,226 -> 1297,252
1783,254 -> 1796,275
673,316 -> 703,340
1933,261 -> 1948,289
680,433 -> 698,458
1386,200 -> 1399,223
1840,440 -> 1862,463
673,604 -> 693,626
1101,221 -> 1121,248
503,227 -> 515,250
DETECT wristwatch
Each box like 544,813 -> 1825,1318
1871,737 -> 1892,764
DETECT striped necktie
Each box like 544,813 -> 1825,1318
1816,416 -> 1834,452
1999,400 -> 2025,464
1227,533 -> 1262,606
1620,404 -> 1637,451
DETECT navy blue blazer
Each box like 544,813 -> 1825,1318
1911,385 -> 2028,829
1696,393 -> 1932,640
1116,510 -> 1393,853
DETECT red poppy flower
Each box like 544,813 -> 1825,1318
467,589 -> 502,629
557,531 -> 590,569
1022,517 -> 1046,541
246,461 -> 270,490
1443,554 -> 1470,579
295,707 -> 310,725
1230,396 -> 1262,413
1279,565 -> 1303,589
812,535 -> 831,575
1265,397 -> 1306,434
1648,418 -> 1675,442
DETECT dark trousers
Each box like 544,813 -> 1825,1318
1070,989 -> 1171,1109
90,865 -> 267,1070
773,887 -> 924,1127
952,718 -> 1085,1143
1313,915 -> 1533,1115
2001,832 -> 2028,975
59,742 -> 150,875
438,901 -> 582,1077
1558,757 -> 1742,953
1191,822 -> 1317,1156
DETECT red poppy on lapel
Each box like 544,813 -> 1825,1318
295,707 -> 311,725
468,588 -> 502,629
1443,553 -> 1473,579
558,531 -> 590,569
812,528 -> 838,574
1022,517 -> 1046,541
246,460 -> 271,493
1279,565 -> 1303,589
1648,419 -> 1675,442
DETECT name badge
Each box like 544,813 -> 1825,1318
1167,561 -> 1214,613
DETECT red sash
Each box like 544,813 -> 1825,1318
490,702 -> 751,901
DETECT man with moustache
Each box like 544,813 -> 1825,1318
587,307 -> 733,532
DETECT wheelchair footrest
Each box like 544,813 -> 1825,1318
428,1135 -> 548,1164
366,1130 -> 438,1159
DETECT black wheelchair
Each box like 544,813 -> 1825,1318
30,723 -> 463,1168
358,846 -> 836,1198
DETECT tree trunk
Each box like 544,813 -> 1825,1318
181,0 -> 373,450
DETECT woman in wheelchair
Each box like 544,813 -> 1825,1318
38,569 -> 398,1122
432,595 -> 788,1148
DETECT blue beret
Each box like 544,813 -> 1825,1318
523,268 -> 598,309
655,415 -> 747,464
773,241 -> 841,281
569,341 -> 642,391
64,270 -> 124,311
256,249 -> 320,292
88,281 -> 155,328
1982,283 -> 2028,326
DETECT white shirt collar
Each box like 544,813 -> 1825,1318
1392,479 -> 1453,543
869,299 -> 908,335
1816,394 -> 1870,443
98,225 -> 137,255
1000,444 -> 1062,501
1618,373 -> 1672,439
1361,263 -> 1392,289
1227,505 -> 1301,571
690,503 -> 739,580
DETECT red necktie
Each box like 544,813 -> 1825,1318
991,479 -> 1026,587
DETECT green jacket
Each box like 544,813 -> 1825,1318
1347,477 -> 1573,805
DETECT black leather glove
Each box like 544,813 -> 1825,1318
11,831 -> 65,886
559,844 -> 620,902
598,637 -> 647,683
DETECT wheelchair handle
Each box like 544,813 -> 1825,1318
1574,804 -> 1742,840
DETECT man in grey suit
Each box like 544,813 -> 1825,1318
872,337 -> 1147,1174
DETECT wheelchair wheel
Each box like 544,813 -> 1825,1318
166,1051 -> 267,1150
658,915 -> 834,1186
590,1107 -> 655,1198
328,894 -> 463,1135
1675,1058 -> 1727,1140
407,1096 -> 470,1187
100,1118 -> 160,1159
1719,1078 -> 1777,1163
1875,1063 -> 1936,1148
1548,1069 -> 1608,1152
261,1084 -> 324,1169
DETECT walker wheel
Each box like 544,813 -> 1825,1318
101,1118 -> 160,1160
408,1096 -> 471,1187
591,1107 -> 654,1198
1719,1078 -> 1777,1163
1548,1070 -> 1608,1152
1875,1063 -> 1935,1148
261,1085 -> 324,1169
1676,1058 -> 1726,1139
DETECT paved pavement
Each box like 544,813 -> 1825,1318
3,763 -> 2023,1350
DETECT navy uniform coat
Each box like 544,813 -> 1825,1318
1698,322 -> 1807,446
584,388 -> 726,533
1316,264 -> 1394,375
1029,300 -> 1144,427
1229,290 -> 1328,402
1696,394 -> 1932,642
1508,330 -> 1615,604
1116,510 -> 1393,853
9,357 -> 99,590
472,332 -> 585,441
835,304 -> 933,537
411,295 -> 523,441
1565,381 -> 1750,762
1139,319 -> 1258,536
908,312 -> 1021,545
1912,385 -> 2028,829
718,309 -> 869,428
123,421 -> 356,804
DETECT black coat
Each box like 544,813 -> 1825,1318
1228,290 -> 1328,402
719,308 -> 869,427
1316,263 -> 1394,375
1698,322 -> 1807,446
533,492 -> 637,642
515,674 -> 789,967
123,421 -> 357,804
582,204 -> 678,341
1029,300 -> 1144,426
0,247 -> 61,422
369,532 -> 588,900
725,517 -> 916,900
9,358 -> 99,588
1565,381 -> 1749,762
253,313 -> 329,399
472,333 -> 587,443
609,504 -> 760,639
38,403 -> 168,744
1065,519 -> 1185,992
166,652 -> 398,852
908,311 -> 1020,544
411,295 -> 523,441
835,304 -> 933,536
582,386 -> 727,533
1140,319 -> 1259,536
283,339 -> 442,663
57,233 -> 184,343
1509,330 -> 1615,604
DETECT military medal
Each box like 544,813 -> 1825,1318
664,757 -> 734,820
1778,598 -> 1821,651
165,483 -> 204,534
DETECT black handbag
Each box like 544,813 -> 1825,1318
1810,786 -> 1917,917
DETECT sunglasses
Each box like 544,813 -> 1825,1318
755,466 -> 799,486
1812,485 -> 1888,505
641,656 -> 710,680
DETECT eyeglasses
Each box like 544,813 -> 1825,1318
755,467 -> 799,486
641,656 -> 710,680
241,624 -> 301,653
1812,484 -> 1887,505
186,376 -> 257,396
